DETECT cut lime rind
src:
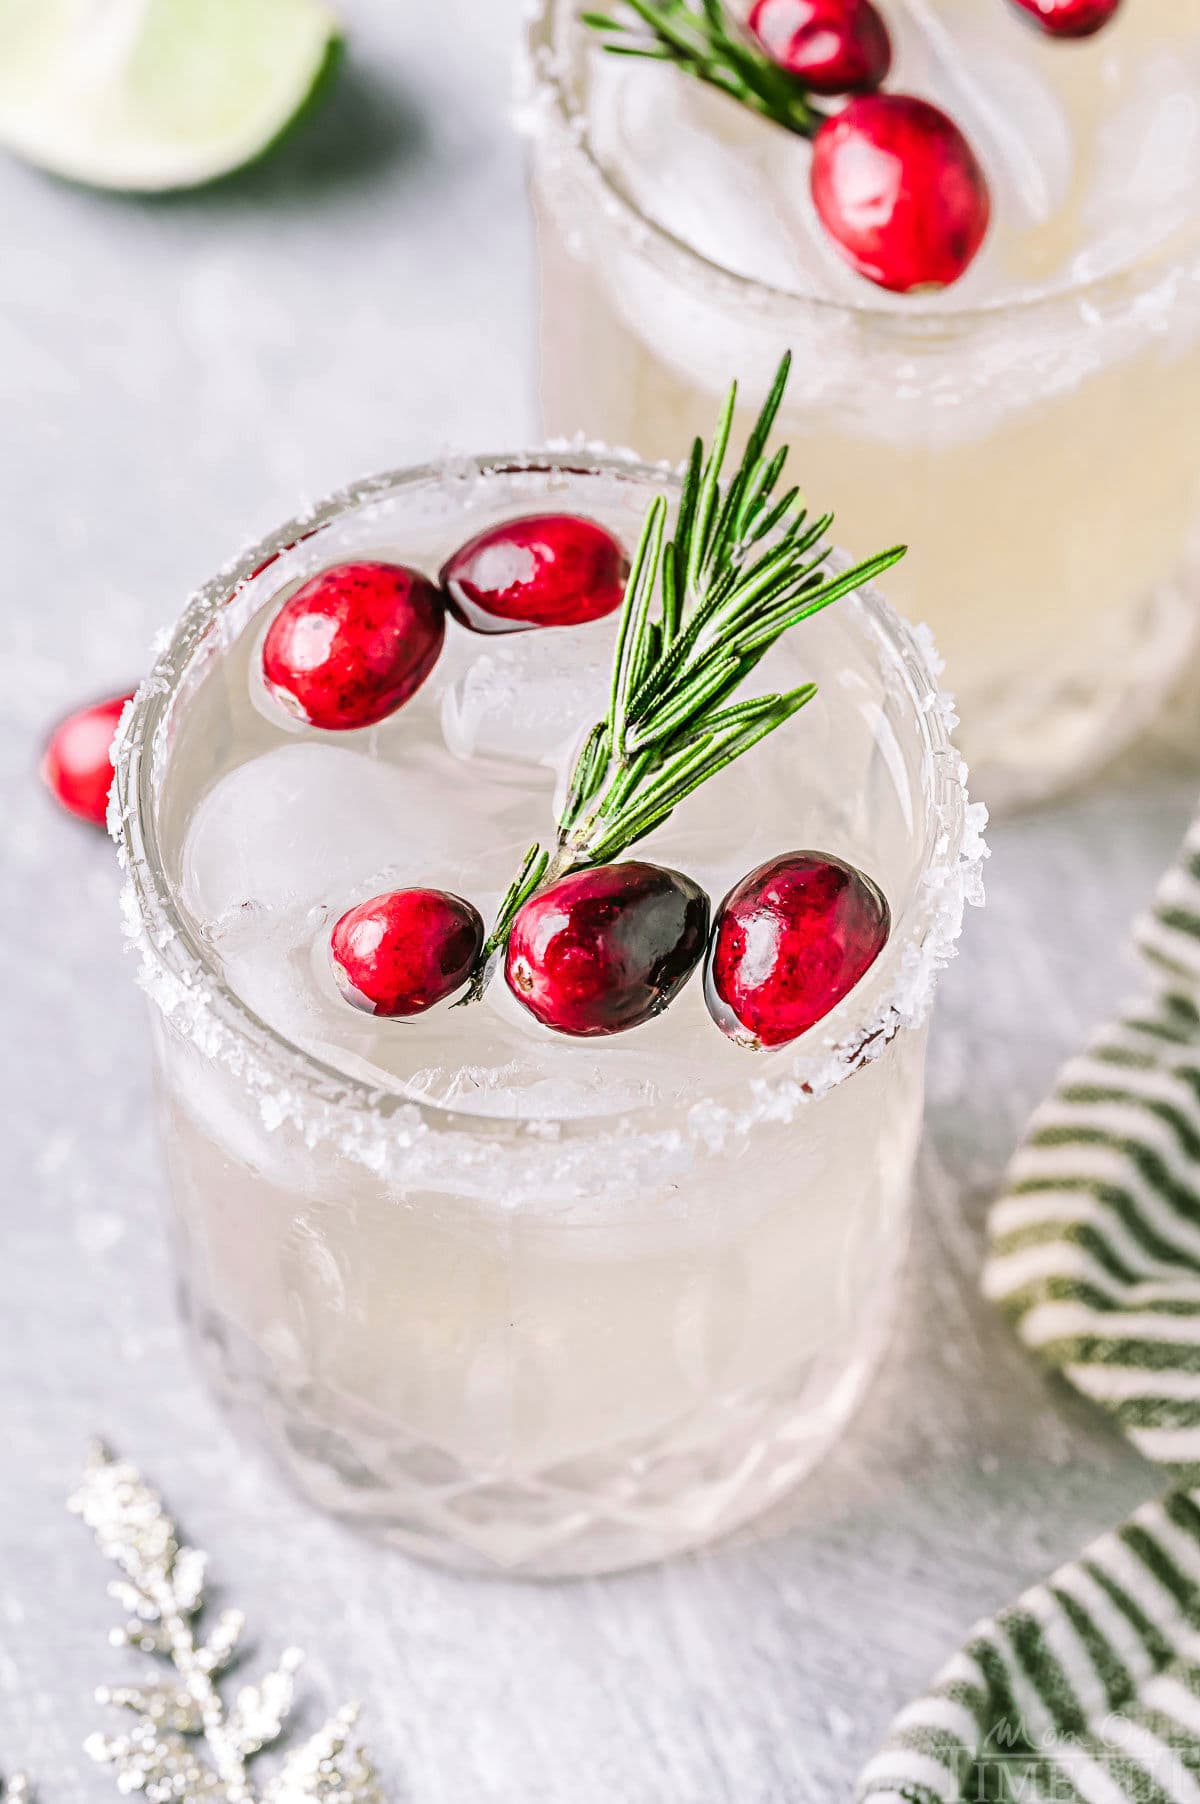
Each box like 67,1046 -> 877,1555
0,0 -> 343,192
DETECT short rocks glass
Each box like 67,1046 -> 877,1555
522,0 -> 1200,808
112,451 -> 982,1577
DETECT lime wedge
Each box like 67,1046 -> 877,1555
0,0 -> 343,191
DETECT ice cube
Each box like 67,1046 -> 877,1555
889,0 -> 1072,234
181,740 -> 529,928
591,59 -> 822,293
441,616 -> 613,769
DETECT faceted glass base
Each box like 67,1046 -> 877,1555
184,1273 -> 901,1578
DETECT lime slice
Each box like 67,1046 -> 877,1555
0,0 -> 343,192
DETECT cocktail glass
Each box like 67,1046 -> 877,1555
111,450 -> 982,1576
522,0 -> 1200,807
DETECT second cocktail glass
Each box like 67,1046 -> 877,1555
523,0 -> 1200,807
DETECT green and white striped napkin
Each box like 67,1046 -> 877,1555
860,812 -> 1200,1804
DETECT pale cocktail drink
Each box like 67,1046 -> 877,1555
112,434 -> 981,1576
524,0 -> 1200,806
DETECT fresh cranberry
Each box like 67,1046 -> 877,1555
41,692 -> 135,827
748,0 -> 891,94
811,95 -> 991,292
1006,0 -> 1120,36
441,514 -> 629,634
505,862 -> 710,1036
330,888 -> 484,1017
705,852 -> 889,1048
261,562 -> 445,730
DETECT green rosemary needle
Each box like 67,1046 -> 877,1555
458,353 -> 905,1004
580,0 -> 827,138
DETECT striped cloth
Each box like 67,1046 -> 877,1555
860,814 -> 1200,1804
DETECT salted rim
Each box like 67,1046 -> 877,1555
109,448 -> 986,1157
519,0 -> 1200,335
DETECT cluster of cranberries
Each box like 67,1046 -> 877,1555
260,514 -> 630,731
250,511 -> 893,1048
744,0 -> 1120,293
333,851 -> 889,1048
504,851 -> 890,1045
41,515 -> 890,1049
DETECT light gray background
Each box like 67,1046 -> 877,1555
3,4 -> 1198,1800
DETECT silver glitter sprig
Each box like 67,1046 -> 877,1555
69,1445 -> 383,1804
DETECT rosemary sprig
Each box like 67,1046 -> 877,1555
581,0 -> 827,138
459,354 -> 904,1004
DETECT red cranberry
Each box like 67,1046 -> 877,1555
505,862 -> 710,1037
748,0 -> 891,94
441,514 -> 629,634
261,562 -> 445,730
330,888 -> 484,1017
41,692 -> 135,827
1007,0 -> 1120,36
705,852 -> 889,1048
811,95 -> 991,293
